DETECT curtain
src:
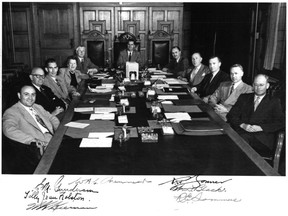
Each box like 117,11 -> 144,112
263,3 -> 281,70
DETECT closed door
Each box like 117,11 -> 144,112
38,4 -> 75,67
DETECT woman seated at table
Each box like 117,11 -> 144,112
162,46 -> 189,78
59,56 -> 90,97
43,58 -> 70,105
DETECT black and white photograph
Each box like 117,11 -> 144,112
1,0 -> 287,215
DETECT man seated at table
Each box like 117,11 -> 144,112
162,46 -> 189,78
227,74 -> 284,153
59,56 -> 90,97
117,39 -> 142,69
75,45 -> 99,75
29,67 -> 66,117
180,52 -> 210,86
2,85 -> 60,155
43,58 -> 70,105
191,56 -> 230,98
203,64 -> 253,121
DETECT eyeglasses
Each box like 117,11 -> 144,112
32,74 -> 45,79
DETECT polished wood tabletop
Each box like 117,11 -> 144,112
34,77 -> 279,175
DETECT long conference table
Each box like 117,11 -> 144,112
34,71 -> 279,175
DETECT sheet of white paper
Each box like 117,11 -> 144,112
94,107 -> 118,113
118,86 -> 126,91
118,115 -> 128,124
109,94 -> 115,101
74,107 -> 94,112
163,78 -> 188,85
151,75 -> 166,79
144,80 -> 151,86
158,95 -> 179,100
79,138 -> 113,148
90,113 -> 115,120
161,100 -> 173,104
65,122 -> 90,128
164,112 -> 191,123
88,132 -> 114,138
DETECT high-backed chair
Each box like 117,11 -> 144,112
148,30 -> 174,68
82,30 -> 109,68
113,32 -> 140,68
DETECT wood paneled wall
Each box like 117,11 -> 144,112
78,2 -> 183,66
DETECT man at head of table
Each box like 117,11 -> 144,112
117,39 -> 142,69
227,74 -> 284,153
191,55 -> 230,98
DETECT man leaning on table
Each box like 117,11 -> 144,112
203,64 -> 253,121
227,74 -> 284,153
180,52 -> 210,86
75,45 -> 99,75
2,85 -> 60,155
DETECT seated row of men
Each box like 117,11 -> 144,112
2,42 -> 285,172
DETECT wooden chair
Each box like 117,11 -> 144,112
261,130 -> 285,174
82,30 -> 109,67
148,30 -> 174,68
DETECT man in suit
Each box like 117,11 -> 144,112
29,67 -> 66,117
117,39 -> 142,69
75,45 -> 99,75
191,56 -> 230,98
227,74 -> 284,152
204,64 -> 253,121
2,85 -> 60,153
162,46 -> 189,78
181,52 -> 210,86
43,58 -> 70,104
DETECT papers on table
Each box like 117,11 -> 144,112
144,80 -> 151,86
118,115 -> 128,124
74,107 -> 94,112
118,86 -> 126,91
163,78 -> 188,85
94,107 -> 117,113
161,100 -> 173,104
89,85 -> 113,93
158,95 -> 179,100
150,75 -> 166,79
164,112 -> 191,123
79,138 -> 113,148
65,122 -> 90,128
92,73 -> 109,79
88,132 -> 114,138
90,113 -> 115,120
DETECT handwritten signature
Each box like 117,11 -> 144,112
159,175 -> 241,203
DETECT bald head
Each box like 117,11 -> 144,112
191,52 -> 202,67
253,74 -> 270,96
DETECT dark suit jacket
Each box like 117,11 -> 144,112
75,56 -> 99,74
195,70 -> 230,98
165,57 -> 189,77
184,64 -> 211,86
227,93 -> 285,149
32,83 -> 66,113
117,50 -> 142,69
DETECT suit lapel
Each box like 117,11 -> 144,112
33,105 -> 54,134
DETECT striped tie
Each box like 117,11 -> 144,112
30,108 -> 53,135
254,96 -> 260,111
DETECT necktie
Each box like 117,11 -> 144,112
254,96 -> 261,111
128,52 -> 132,61
30,107 -> 53,135
40,87 -> 48,98
228,83 -> 234,96
190,67 -> 198,83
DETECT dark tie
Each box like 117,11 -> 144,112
128,52 -> 132,61
40,87 -> 48,98
30,107 -> 53,135
228,83 -> 234,96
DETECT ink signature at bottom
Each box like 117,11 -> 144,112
26,200 -> 97,211
175,192 -> 241,203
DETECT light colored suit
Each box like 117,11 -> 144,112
184,64 -> 211,86
43,75 -> 69,101
117,50 -> 142,68
2,102 -> 60,144
58,68 -> 89,94
208,81 -> 253,111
